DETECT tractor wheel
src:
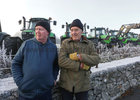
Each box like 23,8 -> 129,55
0,32 -> 10,45
4,36 -> 23,55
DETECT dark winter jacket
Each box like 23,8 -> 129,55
12,38 -> 59,99
59,36 -> 100,93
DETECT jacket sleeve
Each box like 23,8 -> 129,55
11,42 -> 25,87
80,41 -> 100,67
53,47 -> 59,81
58,41 -> 80,71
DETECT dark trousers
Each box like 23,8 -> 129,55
61,88 -> 88,100
18,90 -> 52,100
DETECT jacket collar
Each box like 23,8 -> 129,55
32,37 -> 51,46
68,36 -> 88,44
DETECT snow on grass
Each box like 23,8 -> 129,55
0,77 -> 17,94
0,42 -> 12,68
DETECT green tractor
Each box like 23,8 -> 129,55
132,33 -> 140,45
125,32 -> 140,45
107,29 -> 120,46
60,22 -> 71,44
116,27 -> 131,46
116,23 -> 140,46
88,27 -> 115,48
116,32 -> 139,46
19,17 -> 57,44
108,30 -> 136,47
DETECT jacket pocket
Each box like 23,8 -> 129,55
17,78 -> 24,88
59,69 -> 67,83
19,78 -> 35,93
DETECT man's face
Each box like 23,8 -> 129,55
35,26 -> 49,43
70,27 -> 82,41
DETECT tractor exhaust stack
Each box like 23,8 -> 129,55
0,21 -> 2,32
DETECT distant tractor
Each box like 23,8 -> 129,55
116,23 -> 140,46
82,23 -> 90,37
60,22 -> 71,44
88,27 -> 116,48
19,17 -> 57,44
107,29 -> 119,46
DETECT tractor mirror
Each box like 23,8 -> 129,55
49,17 -> 52,20
62,25 -> 65,28
53,21 -> 57,25
0,21 -> 2,32
87,25 -> 89,29
18,20 -> 22,25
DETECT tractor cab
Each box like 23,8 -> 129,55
60,22 -> 71,44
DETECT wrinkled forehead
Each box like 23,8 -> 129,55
70,26 -> 82,31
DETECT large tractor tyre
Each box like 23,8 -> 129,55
4,36 -> 23,55
0,32 -> 10,46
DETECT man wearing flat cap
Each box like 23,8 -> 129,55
59,19 -> 100,100
12,21 -> 59,100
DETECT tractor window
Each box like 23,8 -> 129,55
127,33 -> 133,38
28,22 -> 37,30
90,30 -> 96,37
111,31 -> 118,36
133,34 -> 138,38
96,29 -> 106,35
126,32 -> 133,38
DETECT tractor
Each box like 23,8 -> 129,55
0,21 -> 22,55
107,29 -> 119,46
116,23 -> 140,46
19,17 -> 57,44
88,27 -> 116,48
60,22 -> 71,44
82,23 -> 89,37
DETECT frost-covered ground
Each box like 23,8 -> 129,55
0,77 -> 17,94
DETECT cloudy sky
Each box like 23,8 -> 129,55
0,0 -> 140,38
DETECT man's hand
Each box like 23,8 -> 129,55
69,52 -> 79,61
80,63 -> 90,71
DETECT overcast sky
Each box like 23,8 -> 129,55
0,0 -> 140,38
